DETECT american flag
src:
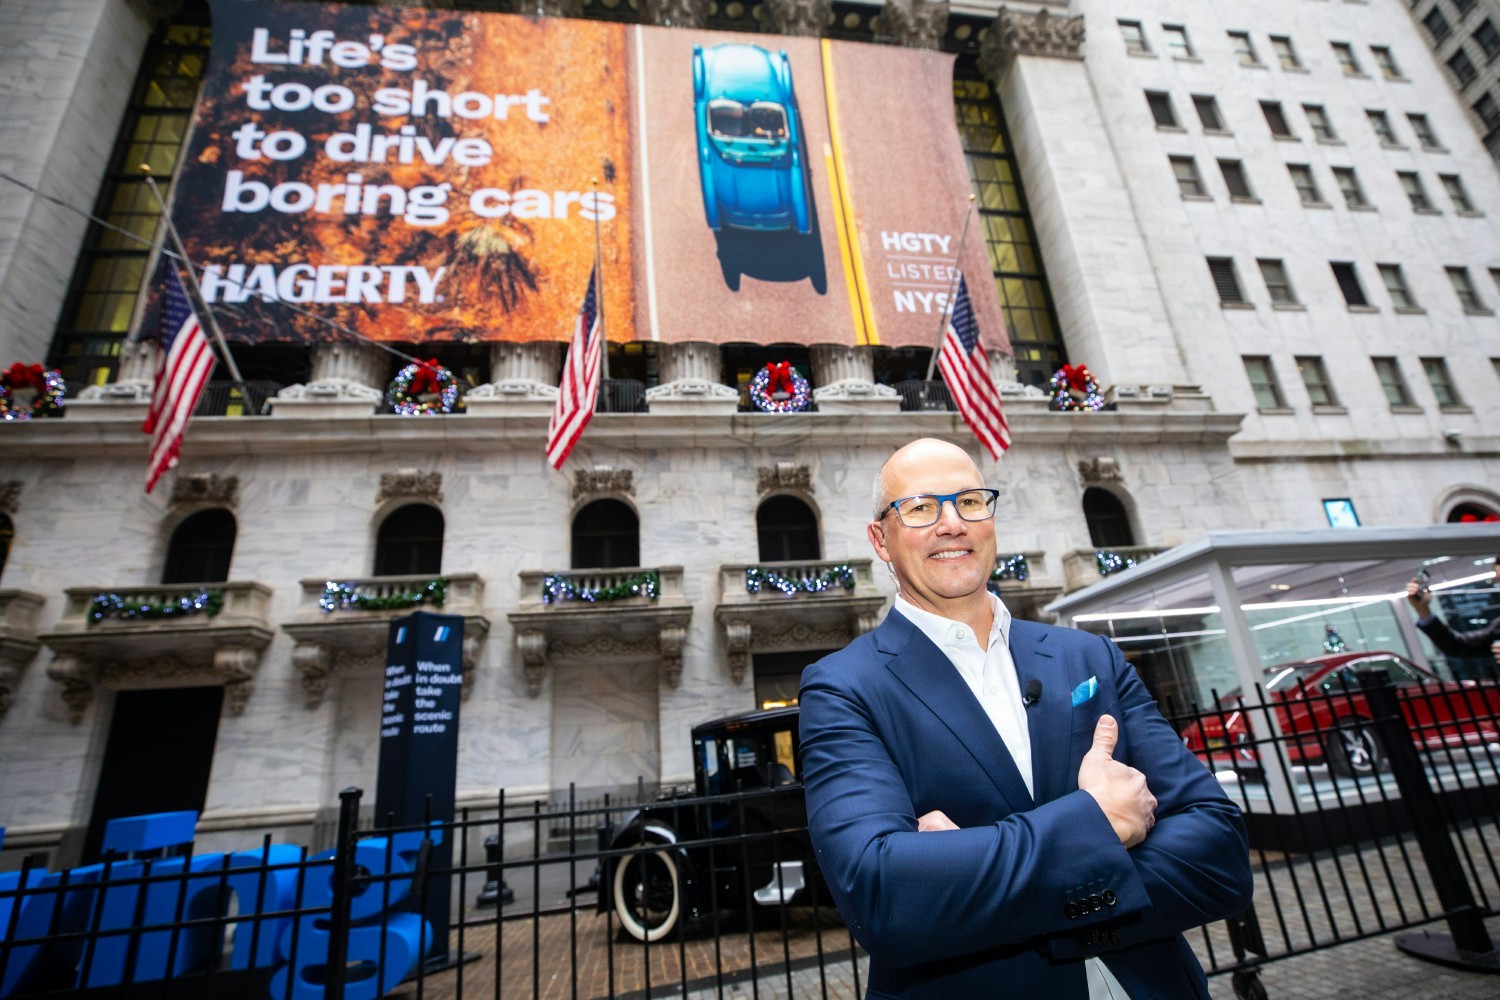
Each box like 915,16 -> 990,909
937,276 -> 1011,459
143,266 -> 217,492
545,266 -> 603,470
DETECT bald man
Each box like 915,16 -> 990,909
799,438 -> 1252,999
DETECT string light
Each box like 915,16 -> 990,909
1095,550 -> 1139,577
321,577 -> 448,612
745,564 -> 854,597
542,571 -> 660,604
89,588 -> 223,624
991,554 -> 1030,583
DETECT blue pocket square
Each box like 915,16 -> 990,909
1071,676 -> 1098,707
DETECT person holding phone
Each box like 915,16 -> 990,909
1406,556 -> 1500,667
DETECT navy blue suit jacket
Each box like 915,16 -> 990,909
799,610 -> 1253,1000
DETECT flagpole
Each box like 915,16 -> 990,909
139,165 -> 254,402
924,194 -> 978,384
590,176 -> 610,388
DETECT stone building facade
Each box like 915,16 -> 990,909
0,0 -> 1496,867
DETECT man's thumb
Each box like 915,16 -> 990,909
1090,715 -> 1119,758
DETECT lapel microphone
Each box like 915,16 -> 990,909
1022,678 -> 1043,707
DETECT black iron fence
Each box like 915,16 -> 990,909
194,381 -> 284,418
6,674 -> 1500,998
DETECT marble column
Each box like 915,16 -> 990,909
644,341 -> 739,414
269,341 -> 385,417
809,344 -> 898,413
463,342 -> 562,416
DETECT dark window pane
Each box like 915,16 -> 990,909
572,499 -> 639,569
162,508 -> 236,584
757,496 -> 821,562
374,504 -> 444,576
1083,488 -> 1135,547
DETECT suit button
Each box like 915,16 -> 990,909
1064,903 -> 1080,920
1103,890 -> 1117,907
1089,894 -> 1103,911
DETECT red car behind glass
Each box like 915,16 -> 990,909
1179,651 -> 1500,778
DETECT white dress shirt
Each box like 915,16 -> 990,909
892,594 -> 1131,1000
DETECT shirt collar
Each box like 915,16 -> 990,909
894,592 -> 1011,650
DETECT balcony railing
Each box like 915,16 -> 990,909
893,380 -> 955,412
598,379 -> 648,413
1062,546 -> 1166,593
193,380 -> 285,417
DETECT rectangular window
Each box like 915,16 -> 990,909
1446,266 -> 1487,311
1331,42 -> 1364,75
1163,24 -> 1195,59
1219,159 -> 1255,200
1304,104 -> 1338,141
1475,94 -> 1500,131
1120,20 -> 1150,55
1367,109 -> 1400,144
1271,35 -> 1302,69
1242,356 -> 1286,409
1421,357 -> 1463,407
1424,8 -> 1453,44
1332,261 -> 1370,307
1439,174 -> 1475,212
1261,100 -> 1294,138
1146,91 -> 1178,127
1449,49 -> 1478,87
1288,164 -> 1325,204
1171,156 -> 1207,197
1379,263 -> 1418,309
1258,258 -> 1299,305
1208,257 -> 1247,305
1371,45 -> 1403,79
1192,94 -> 1226,131
1296,356 -> 1339,405
1371,357 -> 1414,407
1333,167 -> 1370,208
1474,19 -> 1500,60
1408,113 -> 1442,149
1229,31 -> 1261,66
1398,171 -> 1435,211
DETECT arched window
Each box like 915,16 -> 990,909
0,513 -> 12,583
162,509 -> 237,584
572,499 -> 639,569
1448,502 -> 1500,523
1083,488 -> 1135,548
375,505 -> 444,576
757,496 -> 820,562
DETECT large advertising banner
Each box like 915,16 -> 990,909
180,0 -> 1008,353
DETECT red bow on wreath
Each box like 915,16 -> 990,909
2,362 -> 47,392
765,361 -> 796,396
1059,364 -> 1095,393
410,358 -> 443,395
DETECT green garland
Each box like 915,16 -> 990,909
1096,550 -> 1139,577
89,589 -> 223,625
745,563 -> 855,597
321,577 -> 447,613
991,554 -> 1030,583
542,571 -> 660,604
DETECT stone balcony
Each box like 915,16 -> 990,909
0,590 -> 46,721
281,573 -> 488,708
713,559 -> 887,683
990,551 -> 1064,623
507,566 -> 691,695
1061,546 -> 1167,594
38,582 -> 274,722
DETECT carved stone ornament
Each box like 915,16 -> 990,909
723,620 -> 753,685
517,623 -> 689,694
983,8 -> 1086,81
46,654 -> 102,725
0,481 -> 19,514
757,463 -> 813,496
215,645 -> 260,715
171,474 -> 240,509
378,470 -> 444,505
530,0 -> 585,17
573,467 -> 635,501
1077,457 -> 1124,486
763,0 -> 832,38
881,0 -> 949,51
517,630 -> 548,698
293,642 -> 334,709
643,0 -> 706,29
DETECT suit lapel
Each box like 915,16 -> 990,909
1012,620 -> 1073,804
876,611 -> 1035,813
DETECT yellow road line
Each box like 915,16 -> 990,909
820,38 -> 879,347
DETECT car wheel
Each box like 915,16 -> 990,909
613,843 -> 682,942
1327,719 -> 1383,778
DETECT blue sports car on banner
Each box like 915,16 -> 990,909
693,43 -> 812,235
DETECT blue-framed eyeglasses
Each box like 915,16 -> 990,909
880,489 -> 999,528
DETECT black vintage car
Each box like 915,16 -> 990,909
597,706 -> 821,941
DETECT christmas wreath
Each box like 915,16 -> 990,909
0,362 -> 66,421
387,358 -> 460,416
1049,363 -> 1104,412
749,361 -> 810,413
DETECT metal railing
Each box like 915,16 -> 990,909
598,379 -> 649,413
893,379 -> 955,412
193,381 -> 284,417
7,675 -> 1500,998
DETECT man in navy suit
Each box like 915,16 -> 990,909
799,438 -> 1253,999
